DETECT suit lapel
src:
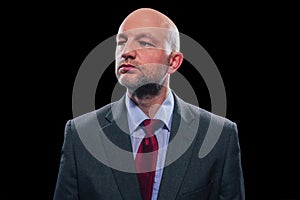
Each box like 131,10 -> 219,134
101,96 -> 142,200
99,93 -> 201,200
158,94 -> 200,200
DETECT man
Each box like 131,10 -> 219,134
54,8 -> 245,200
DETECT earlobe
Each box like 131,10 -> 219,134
168,52 -> 183,74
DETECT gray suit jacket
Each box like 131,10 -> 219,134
54,93 -> 245,200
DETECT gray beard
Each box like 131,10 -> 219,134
131,83 -> 163,99
118,70 -> 168,98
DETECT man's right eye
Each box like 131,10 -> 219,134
117,41 -> 126,46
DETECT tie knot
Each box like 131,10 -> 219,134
142,119 -> 161,137
142,119 -> 155,126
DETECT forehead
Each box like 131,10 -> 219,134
117,27 -> 169,40
119,12 -> 169,31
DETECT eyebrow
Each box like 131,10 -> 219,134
117,32 -> 159,43
136,33 -> 157,41
117,33 -> 127,40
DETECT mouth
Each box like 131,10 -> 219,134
118,64 -> 136,74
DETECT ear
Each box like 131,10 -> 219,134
168,51 -> 183,74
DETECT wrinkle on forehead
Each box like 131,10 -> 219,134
116,28 -> 172,52
117,27 -> 172,39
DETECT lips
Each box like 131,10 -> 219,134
118,64 -> 136,74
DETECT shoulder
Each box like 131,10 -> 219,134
73,101 -> 117,125
176,95 -> 237,132
65,99 -> 121,133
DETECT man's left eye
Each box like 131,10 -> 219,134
139,41 -> 153,47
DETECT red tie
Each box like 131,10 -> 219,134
135,119 -> 159,200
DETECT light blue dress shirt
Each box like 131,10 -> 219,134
125,91 -> 174,200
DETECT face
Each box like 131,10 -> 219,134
115,27 -> 172,92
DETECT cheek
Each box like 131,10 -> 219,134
139,50 -> 169,64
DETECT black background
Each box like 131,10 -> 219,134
7,1 -> 299,199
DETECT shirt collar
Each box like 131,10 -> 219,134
125,90 -> 174,134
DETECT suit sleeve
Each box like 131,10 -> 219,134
219,122 -> 245,200
53,120 -> 79,200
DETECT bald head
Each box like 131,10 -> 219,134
118,8 -> 180,51
119,8 -> 178,32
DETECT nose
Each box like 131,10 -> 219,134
119,40 -> 137,60
121,48 -> 137,60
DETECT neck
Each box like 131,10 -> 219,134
128,85 -> 169,118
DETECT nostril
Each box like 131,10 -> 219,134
122,50 -> 136,60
